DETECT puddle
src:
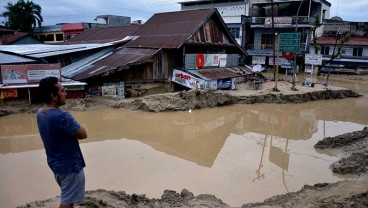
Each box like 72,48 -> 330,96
0,80 -> 367,207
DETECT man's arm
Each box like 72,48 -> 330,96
75,127 -> 87,140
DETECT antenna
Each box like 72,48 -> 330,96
336,0 -> 340,16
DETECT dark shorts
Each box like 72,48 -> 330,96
55,169 -> 85,205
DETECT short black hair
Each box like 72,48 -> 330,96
38,77 -> 59,104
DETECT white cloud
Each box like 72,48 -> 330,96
1,0 -> 367,26
328,0 -> 368,21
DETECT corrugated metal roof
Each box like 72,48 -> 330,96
61,47 -> 114,80
33,25 -> 62,33
187,67 -> 246,80
0,52 -> 37,64
0,43 -> 112,58
126,9 -> 217,49
71,47 -> 159,80
66,25 -> 141,44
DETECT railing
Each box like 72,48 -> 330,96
248,16 -> 314,26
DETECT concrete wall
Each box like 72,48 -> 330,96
180,0 -> 249,46
11,36 -> 42,45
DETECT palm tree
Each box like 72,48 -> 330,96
2,0 -> 43,33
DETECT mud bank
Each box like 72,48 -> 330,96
18,180 -> 368,208
315,127 -> 368,175
111,82 -> 361,112
0,82 -> 361,116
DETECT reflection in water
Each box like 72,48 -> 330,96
0,80 -> 367,207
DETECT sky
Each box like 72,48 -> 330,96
0,0 -> 367,26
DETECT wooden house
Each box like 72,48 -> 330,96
66,9 -> 247,95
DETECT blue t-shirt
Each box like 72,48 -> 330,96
37,108 -> 85,176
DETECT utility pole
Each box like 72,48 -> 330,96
271,0 -> 278,91
291,0 -> 305,91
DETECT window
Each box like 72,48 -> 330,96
353,48 -> 363,56
321,46 -> 330,55
229,27 -> 240,39
39,34 -> 54,42
56,34 -> 64,41
261,34 -> 274,49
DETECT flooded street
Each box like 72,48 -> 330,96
1,79 -> 367,207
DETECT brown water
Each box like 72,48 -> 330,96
1,79 -> 367,207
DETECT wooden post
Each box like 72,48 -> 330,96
28,89 -> 31,104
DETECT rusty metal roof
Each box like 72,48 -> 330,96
1,32 -> 29,45
126,9 -> 220,49
71,47 -> 159,80
66,25 -> 141,44
316,36 -> 368,46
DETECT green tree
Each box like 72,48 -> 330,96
2,0 -> 43,33
310,14 -> 350,88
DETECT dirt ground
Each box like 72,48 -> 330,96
3,75 -> 367,207
0,79 -> 361,116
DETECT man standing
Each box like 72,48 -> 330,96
37,77 -> 87,208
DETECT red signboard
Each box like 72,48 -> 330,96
61,23 -> 84,31
0,89 -> 18,98
282,52 -> 295,60
1,64 -> 61,84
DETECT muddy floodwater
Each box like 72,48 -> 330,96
1,79 -> 367,208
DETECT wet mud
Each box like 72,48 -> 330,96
315,127 -> 368,175
18,181 -> 368,208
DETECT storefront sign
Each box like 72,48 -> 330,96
269,57 -> 293,68
172,69 -> 205,89
27,70 -> 60,81
305,54 -> 322,65
1,64 -> 61,84
101,82 -> 125,99
0,89 -> 18,98
102,86 -> 117,97
217,78 -> 232,90
252,56 -> 266,65
265,17 -> 292,28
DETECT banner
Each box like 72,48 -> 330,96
1,64 -> 61,84
218,54 -> 227,67
265,17 -> 292,28
217,78 -> 232,90
0,89 -> 18,98
101,82 -> 125,99
305,54 -> 322,65
172,69 -> 205,89
202,54 -> 227,67
252,56 -> 266,65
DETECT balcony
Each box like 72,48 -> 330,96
248,16 -> 314,27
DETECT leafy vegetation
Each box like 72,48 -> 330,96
2,0 -> 43,33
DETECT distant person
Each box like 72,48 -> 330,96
37,77 -> 88,208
